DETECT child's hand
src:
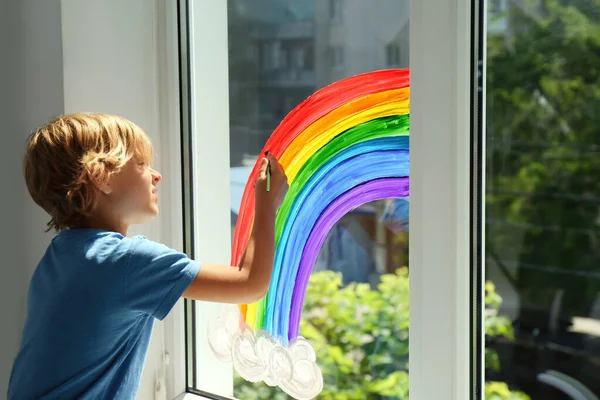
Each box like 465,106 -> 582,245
255,152 -> 288,214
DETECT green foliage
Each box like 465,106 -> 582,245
486,0 -> 600,316
485,282 -> 515,343
484,283 -> 531,399
234,271 -> 529,399
485,382 -> 531,400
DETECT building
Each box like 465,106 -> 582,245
314,0 -> 409,87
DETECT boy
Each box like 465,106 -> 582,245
8,113 -> 288,399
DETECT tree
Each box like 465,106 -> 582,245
234,270 -> 529,399
486,0 -> 600,322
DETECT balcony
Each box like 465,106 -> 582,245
259,68 -> 315,88
251,21 -> 314,40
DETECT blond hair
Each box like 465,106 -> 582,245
24,113 -> 153,232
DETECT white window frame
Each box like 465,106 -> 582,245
163,0 -> 479,399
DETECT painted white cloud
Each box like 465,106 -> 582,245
207,305 -> 323,399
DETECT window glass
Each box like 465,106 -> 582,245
485,0 -> 600,398
227,0 -> 411,398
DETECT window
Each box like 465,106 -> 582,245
386,44 -> 401,66
261,41 -> 282,70
330,46 -> 344,68
260,42 -> 270,69
329,0 -> 342,21
177,0 -> 480,399
482,0 -> 600,398
228,2 -> 408,399
293,47 -> 305,69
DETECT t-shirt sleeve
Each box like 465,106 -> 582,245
126,236 -> 201,320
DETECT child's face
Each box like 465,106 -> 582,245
104,155 -> 162,226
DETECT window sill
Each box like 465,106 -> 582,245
174,391 -> 237,400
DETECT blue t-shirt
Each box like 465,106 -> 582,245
7,229 -> 201,400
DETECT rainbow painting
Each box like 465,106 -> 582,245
232,68 -> 410,344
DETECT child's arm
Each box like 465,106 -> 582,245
182,153 -> 288,304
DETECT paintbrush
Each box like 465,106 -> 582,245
266,151 -> 271,192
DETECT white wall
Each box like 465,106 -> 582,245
0,0 -> 65,396
0,0 -> 176,398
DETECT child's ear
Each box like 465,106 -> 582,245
87,168 -> 113,195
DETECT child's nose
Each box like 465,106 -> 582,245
152,169 -> 162,183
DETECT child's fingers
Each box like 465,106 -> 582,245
258,157 -> 268,179
266,153 -> 285,177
